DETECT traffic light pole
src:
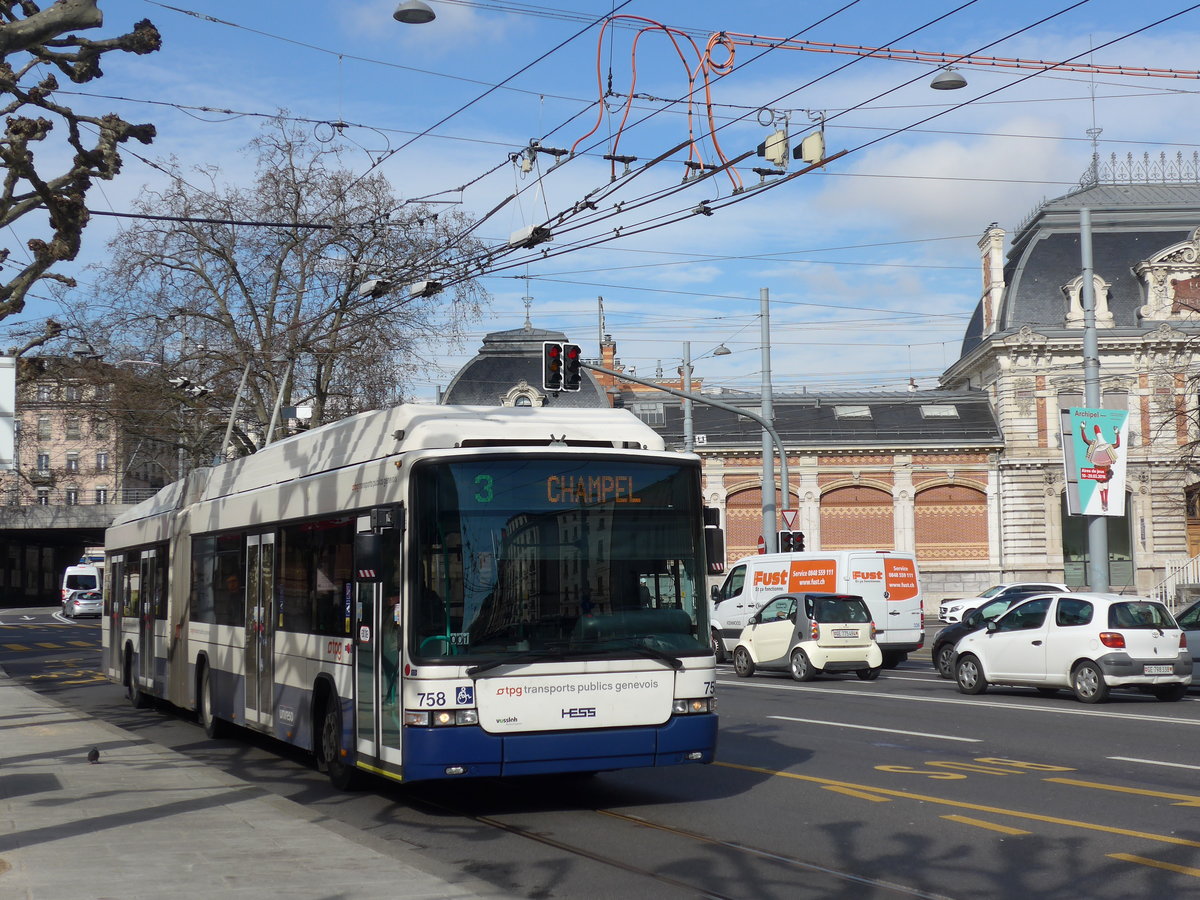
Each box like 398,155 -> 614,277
583,361 -> 789,542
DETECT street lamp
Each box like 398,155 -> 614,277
930,67 -> 967,90
393,1 -> 435,24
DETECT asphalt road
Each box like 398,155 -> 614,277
4,607 -> 1199,899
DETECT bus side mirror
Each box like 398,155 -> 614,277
710,585 -> 720,603
354,533 -> 383,582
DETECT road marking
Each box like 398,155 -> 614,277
1108,755 -> 1200,772
1044,777 -> 1200,808
718,678 -> 1200,725
35,642 -> 62,650
1109,854 -> 1200,878
769,715 -> 981,743
941,815 -> 1030,835
67,641 -> 94,648
823,785 -> 892,802
713,761 -> 1200,848
2,644 -> 30,651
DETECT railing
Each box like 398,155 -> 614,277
1149,554 -> 1200,609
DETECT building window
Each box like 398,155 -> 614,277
65,417 -> 81,440
65,489 -> 79,506
66,452 -> 79,473
833,405 -> 872,419
96,451 -> 109,472
36,452 -> 50,473
36,489 -> 49,506
37,416 -> 51,440
631,401 -> 665,425
65,384 -> 82,402
920,405 -> 960,419
36,384 -> 52,402
95,488 -> 109,505
93,417 -> 110,439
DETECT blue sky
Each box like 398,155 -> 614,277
7,0 -> 1200,401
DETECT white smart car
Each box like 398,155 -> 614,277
938,582 -> 1067,623
953,592 -> 1191,703
732,592 -> 883,682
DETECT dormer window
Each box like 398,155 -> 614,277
834,405 -> 872,419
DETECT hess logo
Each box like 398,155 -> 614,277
752,570 -> 788,587
562,707 -> 597,718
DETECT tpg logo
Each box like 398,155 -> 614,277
753,570 -> 788,587
562,707 -> 597,718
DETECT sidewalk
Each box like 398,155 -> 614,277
0,671 -> 513,899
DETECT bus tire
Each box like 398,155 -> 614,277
199,664 -> 227,739
125,647 -> 150,709
318,692 -> 358,791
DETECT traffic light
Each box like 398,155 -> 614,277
542,341 -> 563,391
777,531 -> 805,553
562,343 -> 582,391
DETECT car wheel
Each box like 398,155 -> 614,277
789,648 -> 815,682
1152,682 -> 1187,702
934,643 -> 955,679
955,654 -> 988,695
856,666 -> 882,681
1071,661 -> 1109,704
733,646 -> 755,678
710,628 -> 726,664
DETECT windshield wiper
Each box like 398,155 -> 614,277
466,645 -> 579,678
615,640 -> 683,670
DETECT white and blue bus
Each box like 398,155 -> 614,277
103,404 -> 717,786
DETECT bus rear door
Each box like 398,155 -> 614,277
244,533 -> 276,728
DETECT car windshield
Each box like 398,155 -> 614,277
1108,601 -> 1175,629
978,585 -> 1006,598
812,596 -> 871,623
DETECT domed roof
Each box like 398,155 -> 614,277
440,325 -> 607,407
961,179 -> 1200,358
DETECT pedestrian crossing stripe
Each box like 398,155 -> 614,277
35,643 -> 62,649
3,644 -> 30,651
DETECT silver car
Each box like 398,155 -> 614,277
63,589 -> 102,618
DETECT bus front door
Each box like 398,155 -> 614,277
244,533 -> 276,728
354,517 -> 402,769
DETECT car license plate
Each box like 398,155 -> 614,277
1144,664 -> 1173,675
832,629 -> 857,639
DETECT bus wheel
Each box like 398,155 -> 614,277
125,648 -> 149,710
319,696 -> 358,791
199,665 -> 226,739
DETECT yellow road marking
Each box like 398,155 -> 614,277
714,761 -> 1200,848
823,785 -> 892,802
942,815 -> 1030,835
1045,777 -> 1200,808
67,641 -> 94,647
35,642 -> 62,649
2,644 -> 30,651
1109,854 -> 1200,877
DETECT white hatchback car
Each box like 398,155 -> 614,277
732,592 -> 883,682
954,592 -> 1192,703
938,582 -> 1068,623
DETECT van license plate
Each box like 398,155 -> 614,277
832,629 -> 857,639
1144,664 -> 1172,675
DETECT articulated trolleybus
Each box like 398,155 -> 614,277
103,405 -> 717,786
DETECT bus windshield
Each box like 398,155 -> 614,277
410,456 -> 709,662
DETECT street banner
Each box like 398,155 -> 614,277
1061,407 -> 1128,516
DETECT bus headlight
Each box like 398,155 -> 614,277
405,709 -> 479,727
672,698 -> 714,715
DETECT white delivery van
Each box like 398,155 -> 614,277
61,564 -> 102,604
710,551 -> 923,668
